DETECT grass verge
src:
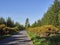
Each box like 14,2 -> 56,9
27,31 -> 51,45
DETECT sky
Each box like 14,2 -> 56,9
0,0 -> 54,25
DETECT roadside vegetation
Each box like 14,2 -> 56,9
0,0 -> 60,45
0,17 -> 24,40
26,0 -> 60,45
27,25 -> 60,45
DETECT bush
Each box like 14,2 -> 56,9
27,25 -> 59,37
0,24 -> 6,35
14,26 -> 19,31
3,27 -> 10,34
0,24 -> 6,29
0,24 -> 19,35
7,28 -> 17,34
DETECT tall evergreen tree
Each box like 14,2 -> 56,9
41,0 -> 60,26
6,17 -> 14,27
25,18 -> 30,28
0,17 -> 6,25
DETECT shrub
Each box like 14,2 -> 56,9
13,26 -> 19,31
0,25 -> 19,35
7,26 -> 19,34
0,24 -> 6,35
0,24 -> 6,29
3,27 -> 10,34
27,25 -> 59,37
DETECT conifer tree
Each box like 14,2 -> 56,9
6,17 -> 14,27
0,17 -> 6,25
25,18 -> 30,28
41,0 -> 60,26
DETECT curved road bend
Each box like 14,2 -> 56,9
0,30 -> 34,45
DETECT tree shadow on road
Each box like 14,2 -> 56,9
0,31 -> 32,45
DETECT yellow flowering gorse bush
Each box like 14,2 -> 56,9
27,25 -> 59,37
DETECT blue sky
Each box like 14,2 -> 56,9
0,0 -> 54,25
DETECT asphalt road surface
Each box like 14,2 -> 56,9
0,30 -> 34,45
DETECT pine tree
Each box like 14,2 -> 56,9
0,17 -> 6,25
25,18 -> 30,28
41,0 -> 60,26
6,17 -> 14,27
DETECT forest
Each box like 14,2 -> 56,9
26,0 -> 60,45
0,17 -> 24,40
0,0 -> 60,45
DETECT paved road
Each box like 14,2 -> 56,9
0,30 -> 34,45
